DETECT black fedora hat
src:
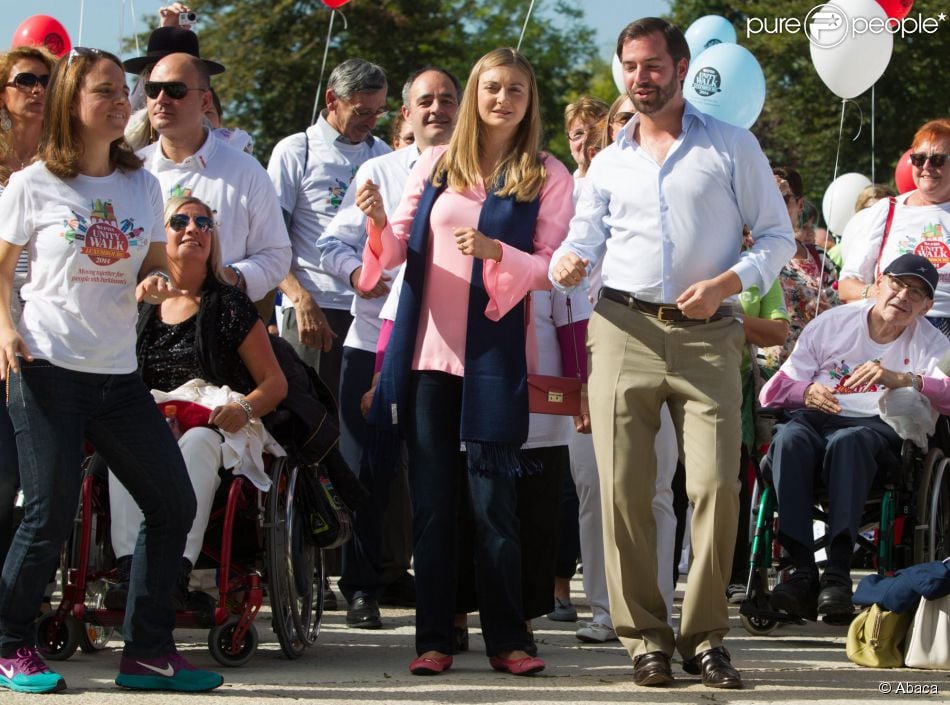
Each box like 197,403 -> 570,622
123,27 -> 225,75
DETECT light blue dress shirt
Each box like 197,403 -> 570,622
550,101 -> 795,303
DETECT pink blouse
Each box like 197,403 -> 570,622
359,145 -> 574,376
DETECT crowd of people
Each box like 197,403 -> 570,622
0,2 -> 949,696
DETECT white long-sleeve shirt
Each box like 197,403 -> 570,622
551,102 -> 795,301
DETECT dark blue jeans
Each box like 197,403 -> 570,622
0,393 -> 18,569
768,410 -> 897,572
0,361 -> 196,659
339,346 -> 392,602
407,371 -> 530,657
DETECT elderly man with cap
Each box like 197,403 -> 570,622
760,253 -> 950,622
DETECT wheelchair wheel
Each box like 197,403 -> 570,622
914,454 -> 950,564
739,613 -> 778,636
208,618 -> 258,667
36,612 -> 82,661
266,460 -> 321,659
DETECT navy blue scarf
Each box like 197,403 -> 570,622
368,174 -> 541,477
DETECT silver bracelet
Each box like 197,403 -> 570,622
236,398 -> 254,421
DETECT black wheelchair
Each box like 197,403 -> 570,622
737,414 -> 950,636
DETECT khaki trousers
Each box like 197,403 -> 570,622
587,296 -> 743,660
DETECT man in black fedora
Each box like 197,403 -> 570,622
123,26 -> 225,77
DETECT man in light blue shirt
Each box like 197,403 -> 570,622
551,17 -> 794,690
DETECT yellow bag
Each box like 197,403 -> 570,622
846,604 -> 912,668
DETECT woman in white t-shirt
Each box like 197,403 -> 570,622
839,119 -> 950,335
0,48 -> 221,695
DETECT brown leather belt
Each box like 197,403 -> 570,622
601,287 -> 734,324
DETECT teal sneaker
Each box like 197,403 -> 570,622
115,651 -> 223,692
0,647 -> 66,693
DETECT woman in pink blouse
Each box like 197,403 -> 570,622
356,48 -> 573,677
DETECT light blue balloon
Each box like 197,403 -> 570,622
684,15 -> 737,61
683,43 -> 766,129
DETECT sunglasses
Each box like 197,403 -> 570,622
909,152 -> 948,169
144,80 -> 205,100
66,46 -> 104,67
168,214 -> 214,232
613,111 -> 635,123
6,72 -> 50,90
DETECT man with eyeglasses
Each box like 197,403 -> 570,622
760,253 -> 950,622
268,58 -> 390,406
313,66 -> 460,630
137,52 -> 290,304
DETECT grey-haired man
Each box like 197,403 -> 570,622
268,58 -> 391,398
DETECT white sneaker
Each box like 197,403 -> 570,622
575,621 -> 618,643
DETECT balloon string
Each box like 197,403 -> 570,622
871,84 -> 876,182
517,0 -> 538,52
131,0 -> 140,54
78,0 -> 86,45
311,10 -> 337,126
813,98 -> 849,320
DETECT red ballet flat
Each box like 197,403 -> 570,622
409,655 -> 453,675
489,655 -> 545,676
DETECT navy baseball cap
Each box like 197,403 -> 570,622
884,253 -> 939,299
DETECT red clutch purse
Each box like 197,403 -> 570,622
527,374 -> 582,416
526,296 -> 584,416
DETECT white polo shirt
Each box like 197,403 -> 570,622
139,130 -> 291,302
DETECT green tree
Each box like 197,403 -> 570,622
668,0 -> 950,214
189,0 -> 599,164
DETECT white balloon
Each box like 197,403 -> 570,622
809,0 -> 894,99
822,172 -> 872,234
611,53 -> 624,95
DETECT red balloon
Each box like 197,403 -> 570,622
876,0 -> 915,20
11,15 -> 72,58
895,148 -> 915,194
321,0 -> 352,8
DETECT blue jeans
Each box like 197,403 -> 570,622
407,371 -> 530,657
0,360 -> 196,658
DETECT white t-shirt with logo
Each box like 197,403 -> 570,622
0,162 -> 165,373
781,300 -> 950,416
840,193 -> 950,317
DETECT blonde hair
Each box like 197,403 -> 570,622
434,48 -> 545,202
564,95 -> 609,133
163,196 -> 224,282
854,183 -> 895,212
0,46 -> 56,185
38,49 -> 141,179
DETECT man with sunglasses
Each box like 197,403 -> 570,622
267,58 -> 390,406
760,253 -> 950,622
137,52 -> 290,304
839,119 -> 950,336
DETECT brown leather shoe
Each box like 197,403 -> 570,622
632,651 -> 673,687
683,647 -> 743,689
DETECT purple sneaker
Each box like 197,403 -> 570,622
115,651 -> 223,692
0,647 -> 66,693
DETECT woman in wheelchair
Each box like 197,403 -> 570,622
759,254 -> 950,621
106,195 -> 287,612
